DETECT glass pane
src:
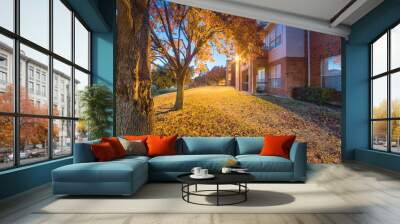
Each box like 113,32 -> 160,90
322,76 -> 341,91
391,24 -> 400,70
74,69 -> 89,118
0,34 -> 14,112
74,18 -> 89,70
53,119 -> 72,157
20,117 -> 49,165
372,76 -> 387,119
391,72 -> 400,118
75,120 -> 88,143
20,44 -> 49,115
0,0 -> 14,31
391,120 -> 400,153
20,0 -> 49,49
53,0 -> 72,60
372,33 -> 387,76
372,121 -> 388,151
53,59 -> 72,117
0,116 -> 14,170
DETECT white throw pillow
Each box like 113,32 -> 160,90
118,137 -> 147,156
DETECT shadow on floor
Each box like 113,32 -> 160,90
202,190 -> 295,207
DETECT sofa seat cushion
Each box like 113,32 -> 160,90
149,155 -> 235,172
236,155 -> 293,172
117,155 -> 150,162
53,159 -> 147,183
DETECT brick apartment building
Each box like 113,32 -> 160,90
226,23 -> 341,98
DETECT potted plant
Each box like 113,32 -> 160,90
79,84 -> 113,140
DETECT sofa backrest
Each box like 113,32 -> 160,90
235,137 -> 264,155
179,137 -> 236,155
74,136 -> 272,161
73,139 -> 100,163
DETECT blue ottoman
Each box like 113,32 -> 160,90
52,157 -> 148,196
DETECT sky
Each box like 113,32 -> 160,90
0,0 -> 89,73
206,49 -> 227,70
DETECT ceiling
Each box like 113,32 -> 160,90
168,0 -> 384,38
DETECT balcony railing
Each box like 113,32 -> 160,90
242,82 -> 249,91
256,81 -> 267,94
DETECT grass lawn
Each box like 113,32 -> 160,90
154,86 -> 341,163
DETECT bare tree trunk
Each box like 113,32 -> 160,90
116,0 -> 153,135
174,72 -> 185,110
133,0 -> 153,134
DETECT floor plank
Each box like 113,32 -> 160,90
1,162 -> 400,224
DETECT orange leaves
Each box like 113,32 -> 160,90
0,86 -> 55,149
153,86 -> 341,163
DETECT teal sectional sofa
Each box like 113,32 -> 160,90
52,137 -> 307,196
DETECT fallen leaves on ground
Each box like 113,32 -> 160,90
153,86 -> 341,163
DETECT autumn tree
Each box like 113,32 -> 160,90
116,0 -> 154,135
0,85 -> 57,151
150,0 -> 265,110
151,65 -> 175,89
372,99 -> 400,143
190,66 -> 226,87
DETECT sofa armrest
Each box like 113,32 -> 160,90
289,141 -> 307,182
73,140 -> 100,163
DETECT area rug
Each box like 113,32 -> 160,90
37,183 -> 362,214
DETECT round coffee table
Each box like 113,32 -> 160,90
177,173 -> 255,206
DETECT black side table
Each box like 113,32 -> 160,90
177,173 -> 255,206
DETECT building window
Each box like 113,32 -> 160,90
370,23 -> 400,154
256,68 -> 266,93
0,71 -> 7,86
28,81 -> 34,94
0,54 -> 7,87
28,67 -> 34,80
321,55 -> 341,91
35,70 -> 40,81
41,85 -> 46,97
35,83 -> 41,95
41,73 -> 46,82
265,24 -> 282,49
0,54 -> 7,67
270,64 -> 282,88
0,0 -> 91,170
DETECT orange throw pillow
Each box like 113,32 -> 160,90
260,135 -> 296,159
101,137 -> 126,158
146,135 -> 177,157
91,142 -> 117,162
124,135 -> 148,142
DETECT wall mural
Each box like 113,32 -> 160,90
0,0 -> 342,168
143,0 -> 341,163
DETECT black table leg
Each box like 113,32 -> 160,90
216,184 -> 219,206
187,184 -> 190,202
245,183 -> 247,201
181,184 -> 183,199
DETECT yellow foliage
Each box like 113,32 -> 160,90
153,86 -> 342,163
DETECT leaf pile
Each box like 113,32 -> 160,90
153,86 -> 341,163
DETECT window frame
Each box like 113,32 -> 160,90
0,53 -> 8,87
0,0 -> 92,171
266,25 -> 282,50
369,21 -> 400,154
270,64 -> 282,88
321,55 -> 342,91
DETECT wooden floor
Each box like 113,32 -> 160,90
1,162 -> 400,224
